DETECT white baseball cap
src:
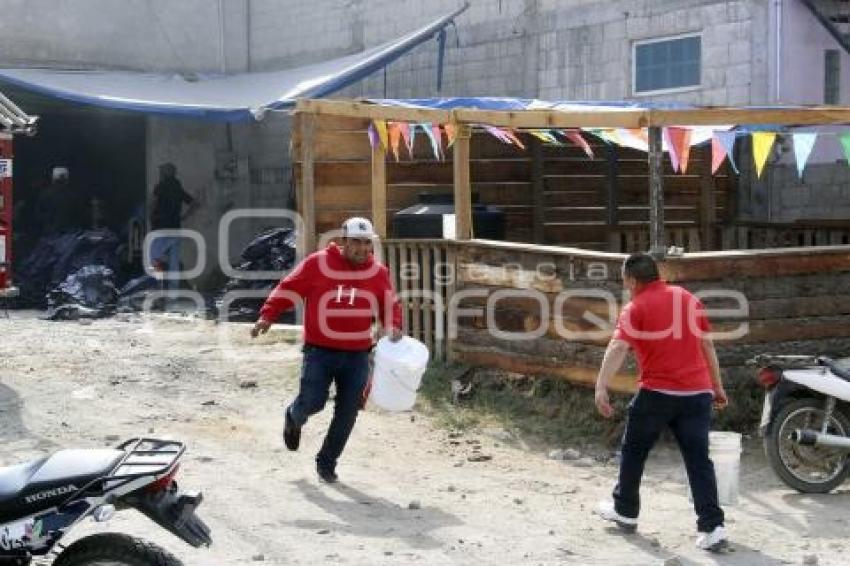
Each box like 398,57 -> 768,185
342,217 -> 376,239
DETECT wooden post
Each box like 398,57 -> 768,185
299,113 -> 317,252
698,145 -> 717,251
647,126 -> 666,257
605,143 -> 619,251
371,142 -> 388,238
453,124 -> 473,240
531,137 -> 545,244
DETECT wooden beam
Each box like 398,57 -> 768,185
530,137 -> 545,244
453,108 -> 649,129
647,126 -> 666,257
300,113 -> 317,252
296,99 -> 452,125
297,99 -> 850,130
371,142 -> 388,238
454,124 -> 473,240
648,107 -> 850,127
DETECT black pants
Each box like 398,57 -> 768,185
613,389 -> 725,533
288,345 -> 370,472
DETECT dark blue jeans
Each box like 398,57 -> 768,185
613,389 -> 725,533
288,345 -> 370,472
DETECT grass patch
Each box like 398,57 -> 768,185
417,363 -> 763,452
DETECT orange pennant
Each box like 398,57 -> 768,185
666,127 -> 693,173
444,123 -> 457,147
388,122 -> 402,161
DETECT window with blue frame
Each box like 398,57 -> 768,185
634,35 -> 701,94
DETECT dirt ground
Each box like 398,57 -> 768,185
1,311 -> 848,566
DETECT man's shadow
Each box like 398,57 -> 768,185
0,382 -> 56,463
287,478 -> 463,550
606,526 -> 788,565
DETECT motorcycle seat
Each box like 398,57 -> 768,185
819,357 -> 850,382
0,449 -> 124,523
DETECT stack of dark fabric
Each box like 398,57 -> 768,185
214,228 -> 297,322
116,273 -> 162,312
45,265 -> 119,320
17,229 -> 121,308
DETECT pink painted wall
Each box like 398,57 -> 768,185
780,0 -> 850,164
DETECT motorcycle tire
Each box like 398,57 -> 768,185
764,397 -> 850,494
52,533 -> 183,566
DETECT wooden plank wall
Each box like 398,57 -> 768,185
450,241 -> 850,393
292,113 -> 732,249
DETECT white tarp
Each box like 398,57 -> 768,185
0,5 -> 467,122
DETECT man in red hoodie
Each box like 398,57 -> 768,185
251,217 -> 402,483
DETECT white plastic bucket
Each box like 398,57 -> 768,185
369,336 -> 430,411
686,431 -> 742,506
709,431 -> 742,506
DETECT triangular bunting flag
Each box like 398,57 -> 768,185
502,129 -> 526,150
752,132 -> 777,179
444,123 -> 457,147
410,123 -> 419,155
367,122 -> 380,150
374,120 -> 389,151
667,127 -> 693,174
388,122 -> 403,161
839,133 -> 850,163
528,129 -> 560,144
563,130 -> 594,158
483,125 -> 514,145
792,133 -> 818,178
714,131 -> 739,174
399,122 -> 413,156
663,127 -> 681,173
711,137 -> 727,174
431,124 -> 444,159
421,123 -> 441,160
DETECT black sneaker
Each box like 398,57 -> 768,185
317,465 -> 338,484
283,409 -> 301,451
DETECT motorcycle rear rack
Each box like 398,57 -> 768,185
58,438 -> 185,509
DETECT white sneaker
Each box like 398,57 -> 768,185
696,526 -> 728,552
594,500 -> 637,532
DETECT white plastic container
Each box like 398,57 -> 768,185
687,431 -> 742,506
709,431 -> 742,506
369,336 -> 430,411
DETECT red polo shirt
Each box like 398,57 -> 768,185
613,280 -> 712,392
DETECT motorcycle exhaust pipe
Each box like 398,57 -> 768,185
791,429 -> 850,451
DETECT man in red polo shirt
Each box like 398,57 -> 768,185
593,253 -> 729,551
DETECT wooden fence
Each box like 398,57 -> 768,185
383,239 -> 456,362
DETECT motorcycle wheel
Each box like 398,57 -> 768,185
52,533 -> 183,566
764,398 -> 850,493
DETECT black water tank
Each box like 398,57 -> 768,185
392,193 -> 505,239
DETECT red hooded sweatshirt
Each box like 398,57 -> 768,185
259,243 -> 402,351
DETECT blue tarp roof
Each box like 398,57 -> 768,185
0,6 -> 467,122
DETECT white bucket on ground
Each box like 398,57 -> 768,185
686,431 -> 742,506
369,336 -> 430,411
710,431 -> 742,506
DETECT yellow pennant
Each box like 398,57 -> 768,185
374,119 -> 389,151
752,132 -> 777,179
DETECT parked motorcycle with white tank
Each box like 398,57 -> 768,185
751,355 -> 850,493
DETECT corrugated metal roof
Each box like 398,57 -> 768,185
0,90 -> 36,135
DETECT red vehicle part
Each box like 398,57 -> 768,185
0,135 -> 12,289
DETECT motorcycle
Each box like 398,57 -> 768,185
0,438 -> 211,565
752,355 -> 850,493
